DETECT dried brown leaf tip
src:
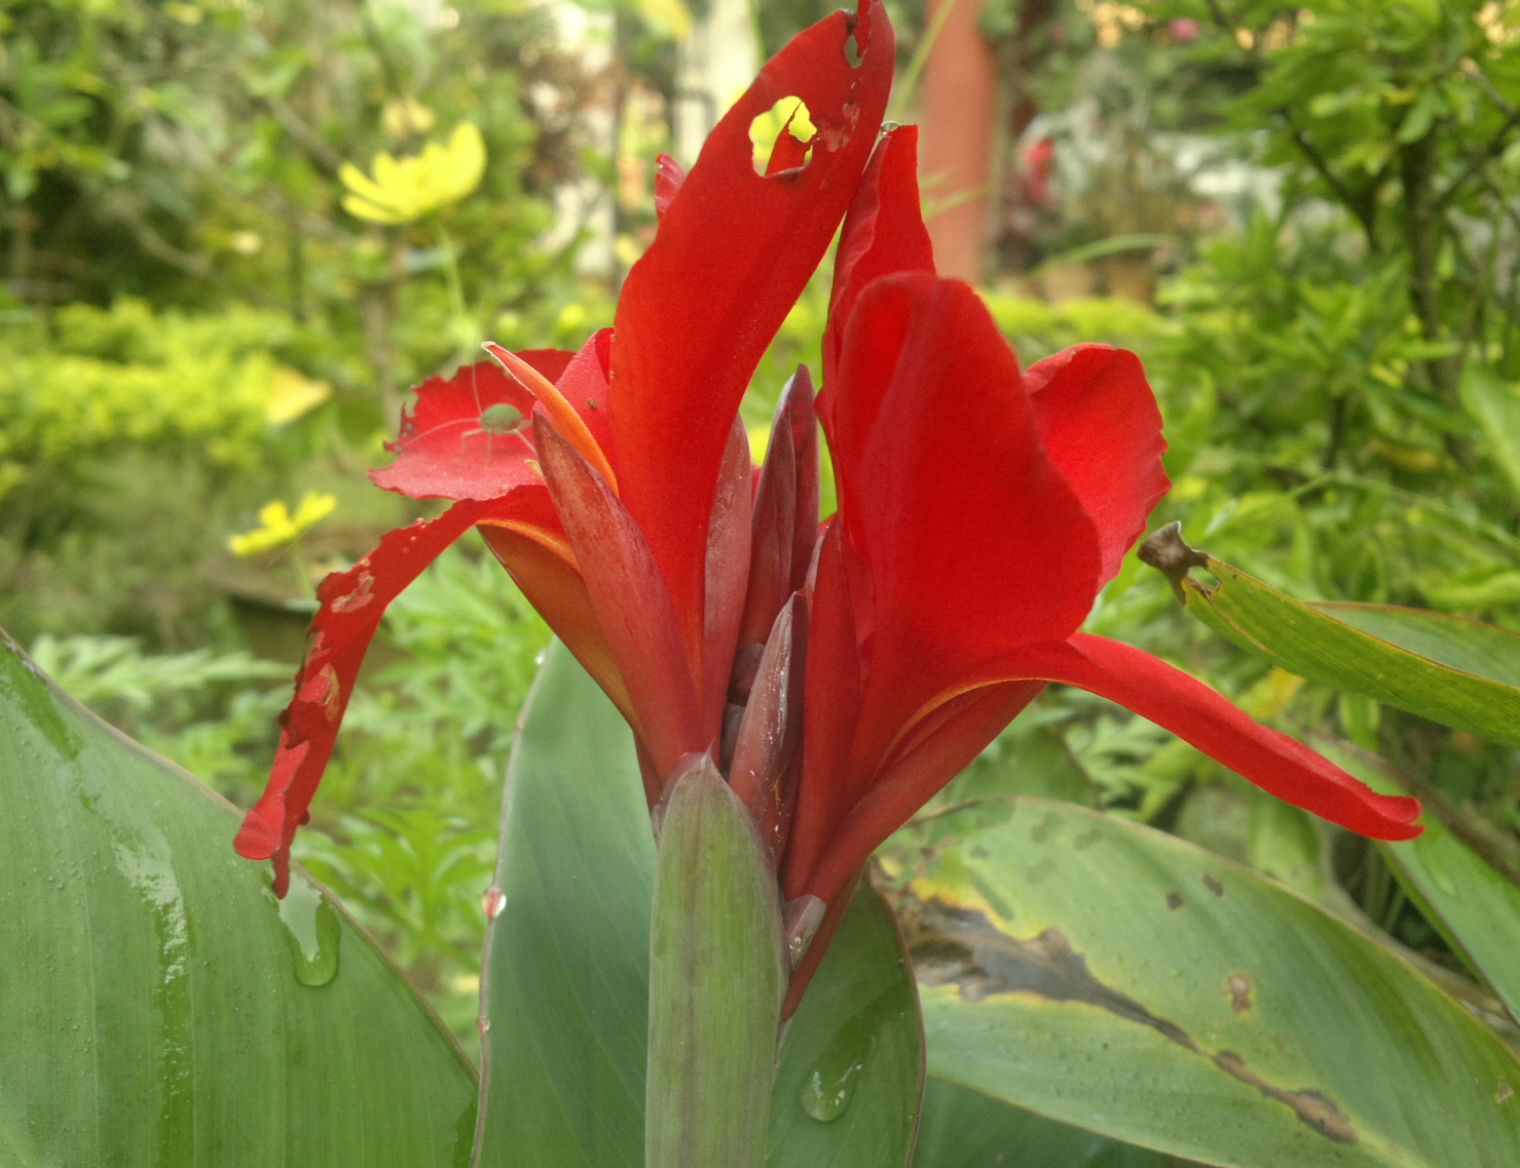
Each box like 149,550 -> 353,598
1139,521 -> 1210,601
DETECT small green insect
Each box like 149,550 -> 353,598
463,402 -> 526,455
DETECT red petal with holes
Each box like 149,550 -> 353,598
610,0 -> 893,656
235,499 -> 505,895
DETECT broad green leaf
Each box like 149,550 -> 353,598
920,797 -> 1520,1168
1321,743 -> 1520,1028
472,643 -> 922,1168
646,762 -> 784,1168
769,883 -> 923,1167
0,630 -> 476,1168
1150,535 -> 1520,746
914,1078 -> 1168,1168
473,641 -> 654,1168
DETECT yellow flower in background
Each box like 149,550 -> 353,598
636,0 -> 692,42
339,123 -> 486,225
746,424 -> 770,466
228,492 -> 337,558
264,367 -> 332,425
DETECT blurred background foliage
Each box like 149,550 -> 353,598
3,0 -> 1519,1044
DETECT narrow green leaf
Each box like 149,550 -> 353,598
914,1078 -> 1168,1168
1321,742 -> 1520,1028
1171,551 -> 1520,746
919,797 -> 1520,1167
1314,603 -> 1520,689
646,760 -> 784,1168
472,641 -> 654,1168
0,630 -> 476,1168
768,883 -> 924,1167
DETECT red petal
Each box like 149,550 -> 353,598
823,125 -> 935,390
542,329 -> 616,461
534,416 -> 706,783
740,368 -> 820,650
609,0 -> 893,643
702,418 -> 755,730
1025,345 -> 1170,588
729,594 -> 807,853
787,680 -> 1044,902
1003,635 -> 1424,839
236,499 -> 505,895
476,487 -> 635,730
825,274 -> 1101,766
372,340 -> 608,503
370,360 -> 540,501
784,523 -> 864,896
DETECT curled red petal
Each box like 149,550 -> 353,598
823,125 -> 935,392
827,273 -> 1101,765
1004,635 -> 1424,839
1025,345 -> 1170,588
534,415 -> 706,783
610,0 -> 893,646
541,329 -> 616,462
236,498 -> 509,895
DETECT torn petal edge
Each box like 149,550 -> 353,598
235,498 -> 506,896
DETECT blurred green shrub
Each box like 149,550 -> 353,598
1,299 -> 330,504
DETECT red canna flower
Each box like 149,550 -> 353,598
236,0 -> 896,895
237,0 -> 1418,999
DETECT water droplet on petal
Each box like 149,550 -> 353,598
482,885 -> 507,920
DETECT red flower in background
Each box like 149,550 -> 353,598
237,0 -> 1419,995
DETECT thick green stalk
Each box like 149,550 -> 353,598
645,760 -> 784,1168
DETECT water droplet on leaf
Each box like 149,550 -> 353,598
278,880 -> 341,987
799,1013 -> 877,1121
800,1060 -> 864,1123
